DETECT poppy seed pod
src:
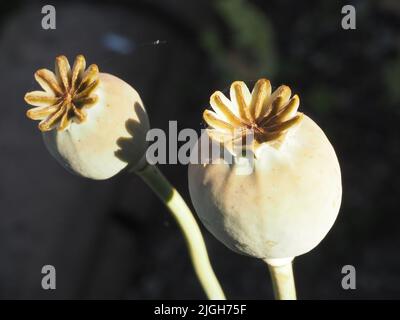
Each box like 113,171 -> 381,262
25,55 -> 150,180
24,56 -> 226,300
188,79 -> 342,260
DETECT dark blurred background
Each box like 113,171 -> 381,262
0,0 -> 399,299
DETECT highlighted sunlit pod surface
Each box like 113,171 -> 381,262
25,55 -> 150,180
188,79 -> 342,261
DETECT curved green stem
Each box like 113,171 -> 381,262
265,258 -> 297,300
135,163 -> 226,300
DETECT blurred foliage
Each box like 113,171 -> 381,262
305,85 -> 337,114
383,56 -> 400,109
200,0 -> 277,81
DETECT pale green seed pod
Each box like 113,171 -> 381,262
188,79 -> 342,259
25,55 -> 150,180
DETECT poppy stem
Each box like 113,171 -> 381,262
265,258 -> 297,300
135,163 -> 226,300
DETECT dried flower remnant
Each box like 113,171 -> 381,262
203,79 -> 303,151
25,55 -> 99,132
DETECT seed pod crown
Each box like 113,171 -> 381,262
25,55 -> 99,131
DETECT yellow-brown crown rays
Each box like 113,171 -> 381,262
25,55 -> 99,132
203,79 -> 303,149
249,78 -> 271,119
230,81 -> 252,121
